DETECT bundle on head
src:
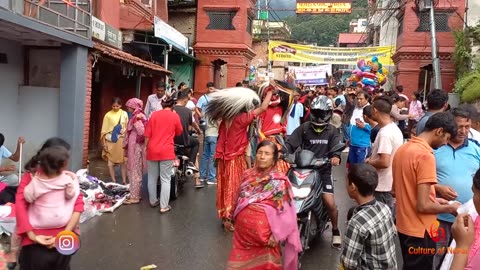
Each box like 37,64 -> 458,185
204,87 -> 260,121
258,80 -> 294,112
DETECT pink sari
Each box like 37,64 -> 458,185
227,168 -> 301,270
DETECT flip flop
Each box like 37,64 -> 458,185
150,201 -> 160,208
123,199 -> 140,205
332,235 -> 342,250
160,206 -> 172,214
195,180 -> 205,189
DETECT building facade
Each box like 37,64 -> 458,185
392,0 -> 466,96
193,0 -> 257,92
87,0 -> 171,166
0,0 -> 92,170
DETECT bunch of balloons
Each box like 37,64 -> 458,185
348,56 -> 389,91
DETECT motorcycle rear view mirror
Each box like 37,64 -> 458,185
328,143 -> 347,156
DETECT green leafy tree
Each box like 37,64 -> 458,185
285,0 -> 368,46
454,21 -> 480,102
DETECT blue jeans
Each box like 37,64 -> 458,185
200,136 -> 217,181
348,145 -> 369,164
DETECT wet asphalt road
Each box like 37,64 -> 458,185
72,153 -> 402,270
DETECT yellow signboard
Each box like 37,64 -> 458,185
268,40 -> 395,66
296,2 -> 352,14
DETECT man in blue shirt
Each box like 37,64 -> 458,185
286,90 -> 304,137
0,133 -> 25,186
415,89 -> 448,135
348,91 -> 371,164
433,108 -> 480,269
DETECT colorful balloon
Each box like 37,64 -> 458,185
376,73 -> 386,84
362,77 -> 377,86
371,62 -> 379,73
357,59 -> 365,70
381,67 -> 389,76
372,56 -> 378,62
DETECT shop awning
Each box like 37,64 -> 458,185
93,42 -> 172,74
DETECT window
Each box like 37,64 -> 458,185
141,0 -> 152,7
206,11 -> 236,30
397,15 -> 404,36
247,16 -> 253,34
416,12 -> 451,32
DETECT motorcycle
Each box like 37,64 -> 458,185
169,144 -> 197,200
277,136 -> 345,261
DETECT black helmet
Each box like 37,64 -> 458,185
310,96 -> 333,127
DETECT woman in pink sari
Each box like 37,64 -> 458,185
123,98 -> 147,204
227,140 -> 301,270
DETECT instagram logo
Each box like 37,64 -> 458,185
55,231 -> 80,255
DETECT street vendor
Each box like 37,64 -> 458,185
0,133 -> 25,186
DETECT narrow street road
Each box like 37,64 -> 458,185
72,154 -> 401,269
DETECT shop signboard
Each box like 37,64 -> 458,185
91,16 -> 122,50
296,0 -> 352,14
154,16 -> 189,53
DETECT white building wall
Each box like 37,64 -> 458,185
0,38 -> 22,160
468,0 -> 480,66
0,38 -> 60,167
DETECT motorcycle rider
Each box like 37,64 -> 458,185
286,95 -> 343,249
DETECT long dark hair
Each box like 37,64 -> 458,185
25,137 -> 71,173
256,140 -> 279,165
474,168 -> 480,191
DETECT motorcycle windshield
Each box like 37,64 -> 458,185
294,200 -> 304,213
289,169 -> 315,186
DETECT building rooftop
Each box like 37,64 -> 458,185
337,33 -> 366,45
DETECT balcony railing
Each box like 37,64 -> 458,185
3,0 -> 91,39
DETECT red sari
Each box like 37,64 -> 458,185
227,168 -> 300,270
215,111 -> 257,220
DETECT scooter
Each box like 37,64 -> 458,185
277,136 -> 345,260
168,145 -> 197,200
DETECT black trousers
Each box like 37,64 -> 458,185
19,244 -> 71,270
186,135 -> 199,163
398,231 -> 436,270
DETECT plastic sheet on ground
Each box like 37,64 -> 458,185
76,169 -> 130,223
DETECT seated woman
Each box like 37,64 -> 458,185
227,140 -> 301,270
451,168 -> 480,269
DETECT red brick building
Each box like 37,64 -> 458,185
393,0 -> 465,96
85,0 -> 171,166
193,0 -> 256,92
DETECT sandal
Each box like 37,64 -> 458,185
195,178 -> 205,189
332,233 -> 342,250
223,219 -> 235,232
160,205 -> 172,214
150,201 -> 160,208
123,199 -> 140,205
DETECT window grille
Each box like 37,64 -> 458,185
206,11 -> 236,30
397,16 -> 404,36
247,16 -> 253,34
416,12 -> 450,32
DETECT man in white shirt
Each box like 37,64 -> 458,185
0,133 -> 25,186
365,96 -> 404,211
459,103 -> 480,142
144,84 -> 166,118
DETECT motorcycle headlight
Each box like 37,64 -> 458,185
292,186 -> 311,199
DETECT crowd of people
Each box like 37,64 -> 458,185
3,77 -> 480,270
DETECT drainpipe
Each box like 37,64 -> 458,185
136,74 -> 142,98
426,0 -> 442,89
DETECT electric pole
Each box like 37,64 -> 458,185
426,0 -> 442,89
